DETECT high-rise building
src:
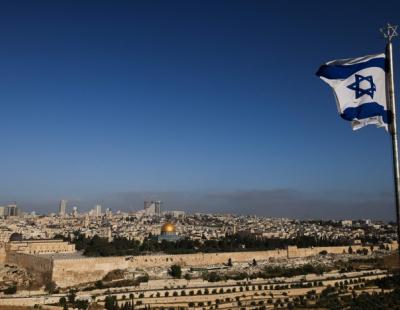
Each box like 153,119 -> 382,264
59,200 -> 67,216
144,200 -> 162,216
95,204 -> 102,217
0,204 -> 19,218
6,204 -> 18,217
154,200 -> 162,215
144,201 -> 154,214
0,203 -> 19,218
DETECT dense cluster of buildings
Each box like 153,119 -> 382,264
0,200 -> 397,247
0,200 -> 398,309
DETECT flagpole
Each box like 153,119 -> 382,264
381,23 -> 400,259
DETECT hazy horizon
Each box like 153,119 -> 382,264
3,188 -> 394,221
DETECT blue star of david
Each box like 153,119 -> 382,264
347,74 -> 376,99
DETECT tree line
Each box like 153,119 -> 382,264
62,232 -> 350,257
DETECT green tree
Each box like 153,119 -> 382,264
95,280 -> 104,289
45,281 -> 57,294
104,295 -> 118,310
67,290 -> 76,303
169,264 -> 182,278
59,297 -> 67,306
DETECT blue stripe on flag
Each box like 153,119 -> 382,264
341,102 -> 391,124
316,57 -> 386,80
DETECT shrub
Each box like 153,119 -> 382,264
95,280 -> 104,289
59,297 -> 67,305
168,265 -> 182,279
4,285 -> 17,295
45,281 -> 57,294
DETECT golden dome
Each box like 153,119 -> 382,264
161,223 -> 176,233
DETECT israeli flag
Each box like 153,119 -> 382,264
316,53 -> 389,130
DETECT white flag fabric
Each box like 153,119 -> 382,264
316,53 -> 389,130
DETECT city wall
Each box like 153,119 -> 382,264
4,244 -> 386,288
126,249 -> 287,268
6,239 -> 75,255
52,256 -> 129,287
52,249 -> 287,287
286,245 -> 376,258
50,245 -> 377,287
6,252 -> 53,285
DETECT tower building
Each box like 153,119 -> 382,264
59,200 -> 67,217
0,204 -> 19,218
144,200 -> 162,216
95,204 -> 102,217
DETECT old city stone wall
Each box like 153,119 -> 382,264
6,252 -> 53,285
9,244 -> 395,288
52,256 -> 129,287
126,249 -> 287,268
50,245 -> 367,287
286,245 -> 377,258
6,240 -> 75,255
52,249 -> 287,287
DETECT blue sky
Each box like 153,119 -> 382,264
0,0 -> 399,218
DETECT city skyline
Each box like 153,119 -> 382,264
1,1 -> 400,219
1,188 -> 395,221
